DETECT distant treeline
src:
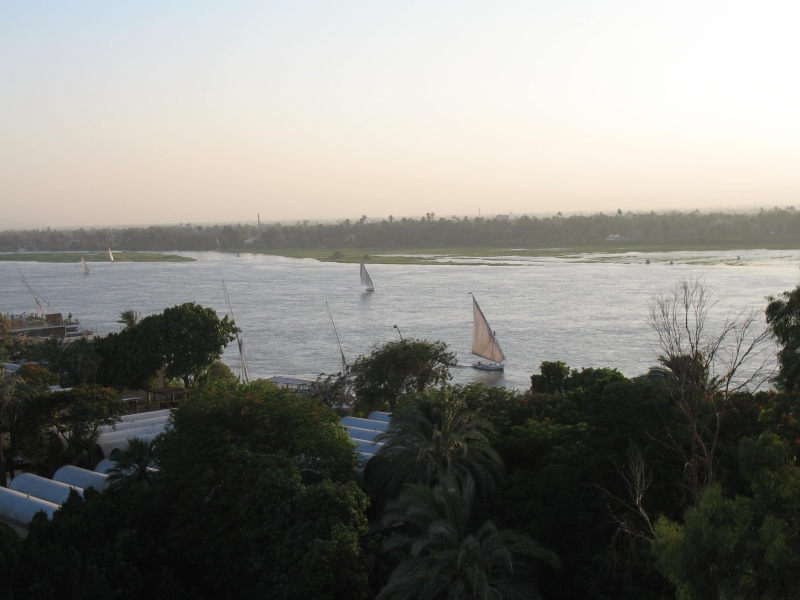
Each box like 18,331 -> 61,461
3,207 -> 800,252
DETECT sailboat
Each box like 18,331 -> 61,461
360,260 -> 375,292
108,247 -> 114,262
326,301 -> 348,374
81,257 -> 90,274
470,294 -> 505,371
222,279 -> 249,384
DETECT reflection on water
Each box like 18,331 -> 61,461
1,249 -> 798,390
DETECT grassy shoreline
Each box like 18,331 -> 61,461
3,239 -> 797,266
237,239 -> 800,265
0,252 -> 195,263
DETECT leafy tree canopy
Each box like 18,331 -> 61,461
29,384 -> 127,466
350,339 -> 457,412
94,320 -> 164,391
530,360 -> 570,394
652,432 -> 800,600
0,380 -> 372,600
766,284 -> 800,391
96,302 -> 238,390
157,303 -> 239,388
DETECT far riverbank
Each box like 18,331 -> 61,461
0,252 -> 195,263
235,239 -> 800,265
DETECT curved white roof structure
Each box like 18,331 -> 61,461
53,465 -> 109,491
9,473 -> 83,506
340,416 -> 389,432
352,439 -> 385,454
99,415 -> 168,435
0,487 -> 58,536
98,431 -> 161,459
94,458 -> 116,474
367,411 -> 392,423
119,409 -> 171,422
345,426 -> 382,441
99,423 -> 165,445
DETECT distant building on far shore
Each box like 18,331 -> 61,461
495,214 -> 509,221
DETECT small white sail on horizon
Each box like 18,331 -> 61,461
471,295 -> 505,369
360,260 -> 374,292
108,247 -> 114,262
81,257 -> 90,274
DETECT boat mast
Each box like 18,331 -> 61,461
326,301 -> 348,374
18,268 -> 55,314
222,279 -> 249,384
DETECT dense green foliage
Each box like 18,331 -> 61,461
365,391 -> 502,511
94,321 -> 164,390
4,207 -> 800,252
6,283 -> 800,598
0,381 -> 371,600
766,286 -> 800,392
652,433 -> 800,599
95,302 -> 238,390
14,385 -> 126,472
158,303 -> 240,388
350,339 -> 457,412
378,477 -> 559,600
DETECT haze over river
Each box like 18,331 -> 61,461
3,249 -> 800,390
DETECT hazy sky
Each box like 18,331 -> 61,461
1,1 -> 799,228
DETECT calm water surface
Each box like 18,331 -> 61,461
2,249 -> 799,390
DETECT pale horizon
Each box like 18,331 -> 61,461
2,1 -> 798,229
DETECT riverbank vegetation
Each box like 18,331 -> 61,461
2,208 -> 799,263
0,252 -> 194,263
2,278 -> 800,598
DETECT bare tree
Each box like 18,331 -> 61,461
596,446 -> 659,590
647,278 -> 773,504
596,444 -> 655,538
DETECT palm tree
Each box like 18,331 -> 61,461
107,436 -> 160,489
378,477 -> 559,600
117,309 -> 141,329
646,353 -> 713,394
366,390 -> 503,510
26,336 -> 72,376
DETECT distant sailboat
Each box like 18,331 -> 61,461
108,247 -> 114,262
81,257 -> 90,274
470,294 -> 505,371
216,238 -> 221,251
360,260 -> 375,292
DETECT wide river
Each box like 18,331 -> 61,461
2,249 -> 799,390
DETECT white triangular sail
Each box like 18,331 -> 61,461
360,260 -> 374,290
108,247 -> 114,261
81,257 -> 90,274
471,296 -> 505,363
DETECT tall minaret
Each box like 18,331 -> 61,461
258,213 -> 261,228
